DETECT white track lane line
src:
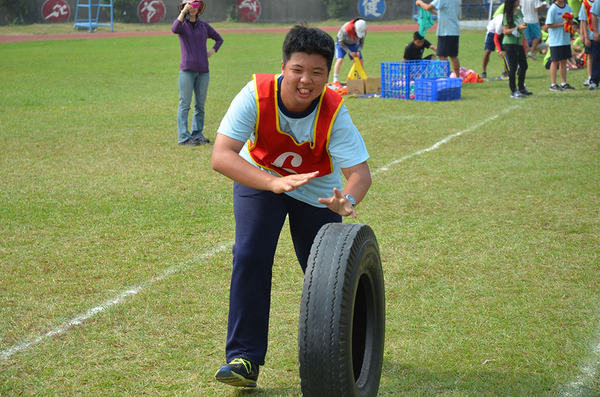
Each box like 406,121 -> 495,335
1,243 -> 231,361
372,110 -> 509,176
560,342 -> 600,396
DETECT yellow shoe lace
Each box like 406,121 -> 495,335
230,358 -> 252,373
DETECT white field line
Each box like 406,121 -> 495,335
0,243 -> 231,361
372,110 -> 509,176
560,341 -> 600,396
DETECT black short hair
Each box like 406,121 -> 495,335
282,23 -> 335,72
413,31 -> 425,40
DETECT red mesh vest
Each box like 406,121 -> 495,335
583,0 -> 595,32
248,73 -> 344,177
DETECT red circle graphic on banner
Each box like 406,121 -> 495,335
236,0 -> 261,22
138,0 -> 166,23
42,0 -> 71,22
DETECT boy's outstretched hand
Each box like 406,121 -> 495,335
318,187 -> 357,218
272,171 -> 320,194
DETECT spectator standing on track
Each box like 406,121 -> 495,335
172,1 -> 223,146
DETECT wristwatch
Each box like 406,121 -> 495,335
343,194 -> 356,207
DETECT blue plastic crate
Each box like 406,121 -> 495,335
414,78 -> 462,101
381,60 -> 450,100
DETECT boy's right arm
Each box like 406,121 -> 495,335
211,134 -> 319,194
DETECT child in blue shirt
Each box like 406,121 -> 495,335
545,0 -> 576,90
415,0 -> 462,77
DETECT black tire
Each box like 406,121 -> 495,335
299,223 -> 385,397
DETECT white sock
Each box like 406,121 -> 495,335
333,74 -> 339,83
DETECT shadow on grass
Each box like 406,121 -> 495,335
380,360 -> 557,396
233,387 -> 300,396
225,359 -> 577,396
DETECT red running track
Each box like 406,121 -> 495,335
0,23 -> 427,44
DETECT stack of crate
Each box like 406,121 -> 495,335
381,60 -> 459,101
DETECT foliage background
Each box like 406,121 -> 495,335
112,0 -> 141,23
324,0 -> 351,19
0,0 -> 33,24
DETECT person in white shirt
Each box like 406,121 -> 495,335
521,0 -> 547,59
482,14 -> 509,78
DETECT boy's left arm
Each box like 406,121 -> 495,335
318,161 -> 372,218
341,161 -> 371,207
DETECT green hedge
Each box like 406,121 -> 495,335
0,0 -> 33,24
112,0 -> 139,23
324,0 -> 351,19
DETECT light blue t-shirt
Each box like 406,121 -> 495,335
579,0 -> 595,41
217,77 -> 370,208
591,0 -> 600,33
546,2 -> 573,47
431,0 -> 461,36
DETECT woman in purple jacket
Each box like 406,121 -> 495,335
172,1 -> 223,146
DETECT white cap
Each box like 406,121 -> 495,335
355,19 -> 367,38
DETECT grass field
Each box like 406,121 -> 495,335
1,24 -> 599,396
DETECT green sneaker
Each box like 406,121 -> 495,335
215,358 -> 259,387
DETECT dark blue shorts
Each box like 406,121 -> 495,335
336,42 -> 363,59
485,32 -> 496,51
550,45 -> 572,61
437,35 -> 460,57
485,32 -> 504,51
